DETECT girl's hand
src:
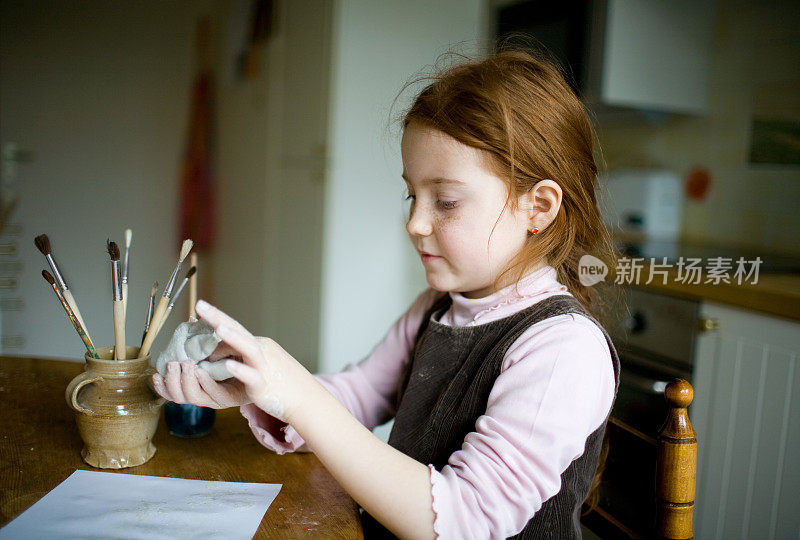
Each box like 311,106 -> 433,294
151,360 -> 251,409
193,299 -> 313,423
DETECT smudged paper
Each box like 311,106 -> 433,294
0,470 -> 281,539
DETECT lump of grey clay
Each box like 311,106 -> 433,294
153,319 -> 232,381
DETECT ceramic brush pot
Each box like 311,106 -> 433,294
66,346 -> 165,468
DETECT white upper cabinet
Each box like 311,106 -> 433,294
590,0 -> 716,114
493,0 -> 717,115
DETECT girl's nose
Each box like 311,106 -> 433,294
406,208 -> 433,237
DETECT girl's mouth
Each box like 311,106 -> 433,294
419,250 -> 441,263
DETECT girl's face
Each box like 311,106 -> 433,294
401,121 -> 532,299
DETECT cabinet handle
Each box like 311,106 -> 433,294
697,318 -> 720,332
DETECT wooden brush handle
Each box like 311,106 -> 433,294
113,300 -> 126,360
63,290 -> 93,345
140,297 -> 169,357
122,282 -> 129,328
151,305 -> 174,343
189,253 -> 198,319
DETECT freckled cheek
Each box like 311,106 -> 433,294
436,220 -> 487,264
432,210 -> 460,229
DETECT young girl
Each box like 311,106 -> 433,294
153,50 -> 619,539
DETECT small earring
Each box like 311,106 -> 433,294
530,227 -> 539,235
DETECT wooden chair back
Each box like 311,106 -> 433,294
581,378 -> 697,539
656,379 -> 697,539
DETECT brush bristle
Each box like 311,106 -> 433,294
42,269 -> 56,285
150,281 -> 159,296
178,239 -> 193,262
34,234 -> 51,255
125,228 -> 132,248
107,240 -> 120,261
185,266 -> 197,279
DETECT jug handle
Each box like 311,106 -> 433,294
66,373 -> 102,415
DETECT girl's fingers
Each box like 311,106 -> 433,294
226,359 -> 265,391
151,373 -> 173,401
195,365 -> 236,407
195,300 -> 252,338
180,363 -> 216,408
215,324 -> 264,369
206,341 -> 241,362
164,362 -> 187,403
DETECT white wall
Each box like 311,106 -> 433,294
210,0 -> 331,372
209,0 -> 273,334
318,0 -> 487,435
0,1 -> 208,359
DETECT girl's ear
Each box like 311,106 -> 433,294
519,179 -> 563,233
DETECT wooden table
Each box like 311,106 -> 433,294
0,356 -> 363,538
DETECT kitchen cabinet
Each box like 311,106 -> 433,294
691,302 -> 800,539
586,0 -> 716,115
493,0 -> 716,115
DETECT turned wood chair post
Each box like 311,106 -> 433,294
656,379 -> 697,539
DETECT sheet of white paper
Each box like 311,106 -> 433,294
0,470 -> 281,539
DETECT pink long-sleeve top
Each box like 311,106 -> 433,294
241,265 -> 616,539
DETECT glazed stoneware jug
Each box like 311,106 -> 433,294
66,345 -> 165,468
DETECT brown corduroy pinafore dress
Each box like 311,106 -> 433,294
360,293 -> 620,539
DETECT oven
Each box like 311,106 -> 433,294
584,286 -> 700,539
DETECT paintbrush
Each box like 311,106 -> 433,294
141,281 -> 158,346
42,270 -> 98,358
107,240 -> 126,360
150,266 -> 195,339
35,234 -> 93,345
140,239 -> 193,356
122,228 -> 132,324
188,252 -> 198,319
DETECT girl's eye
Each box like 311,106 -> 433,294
438,199 -> 458,210
405,193 -> 415,201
